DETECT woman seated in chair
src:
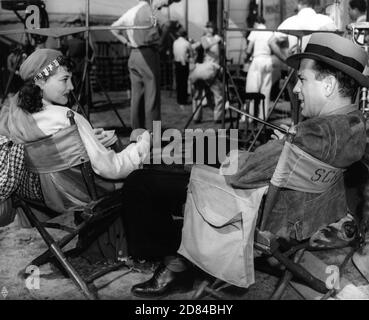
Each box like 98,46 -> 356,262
0,49 -> 150,181
0,49 -> 150,261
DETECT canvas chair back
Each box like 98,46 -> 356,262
259,141 -> 344,231
270,142 -> 343,192
23,112 -> 100,214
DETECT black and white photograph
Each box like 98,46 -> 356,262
1,0 -> 369,307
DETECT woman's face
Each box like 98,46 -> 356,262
38,66 -> 73,106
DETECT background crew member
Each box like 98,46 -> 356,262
111,0 -> 162,131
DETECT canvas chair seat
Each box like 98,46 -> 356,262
181,142 -> 355,299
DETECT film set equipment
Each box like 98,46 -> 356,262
348,22 -> 369,118
0,0 -> 49,103
348,21 -> 369,285
1,0 -> 49,44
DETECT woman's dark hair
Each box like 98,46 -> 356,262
17,55 -> 74,113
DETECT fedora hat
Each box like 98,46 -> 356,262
286,32 -> 369,87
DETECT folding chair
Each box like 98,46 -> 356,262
186,142 -> 360,300
13,110 -> 129,300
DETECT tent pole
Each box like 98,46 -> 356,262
85,0 -> 91,120
185,0 -> 188,32
220,0 -> 226,129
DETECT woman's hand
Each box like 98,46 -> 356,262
136,130 -> 152,163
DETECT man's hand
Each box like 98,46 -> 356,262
271,124 -> 290,140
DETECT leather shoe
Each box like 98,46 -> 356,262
131,263 -> 192,297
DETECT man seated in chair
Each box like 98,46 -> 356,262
124,32 -> 369,297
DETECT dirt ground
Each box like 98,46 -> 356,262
1,91 -> 368,301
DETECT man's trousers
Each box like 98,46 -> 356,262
175,61 -> 189,105
128,47 -> 161,131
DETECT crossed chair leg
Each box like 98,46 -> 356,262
16,199 -> 132,300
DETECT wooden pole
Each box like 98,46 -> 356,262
220,0 -> 226,129
185,0 -> 188,32
217,0 -> 223,35
85,0 -> 91,120
280,0 -> 284,25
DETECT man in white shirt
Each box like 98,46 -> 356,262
245,17 -> 274,121
173,28 -> 191,109
111,0 -> 162,131
269,0 -> 336,62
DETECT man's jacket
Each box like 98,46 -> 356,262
226,107 -> 367,240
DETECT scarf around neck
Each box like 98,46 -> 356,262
0,94 -> 46,144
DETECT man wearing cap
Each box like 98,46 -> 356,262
111,0 -> 162,131
128,32 -> 369,297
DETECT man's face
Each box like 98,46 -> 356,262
205,26 -> 214,35
348,6 -> 359,21
293,59 -> 326,118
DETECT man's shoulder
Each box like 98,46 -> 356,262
296,110 -> 365,133
278,15 -> 298,30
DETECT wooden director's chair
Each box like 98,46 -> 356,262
13,111 -> 128,300
184,142 -> 360,300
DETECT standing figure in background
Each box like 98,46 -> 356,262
244,16 -> 274,121
192,21 -> 223,124
173,28 -> 191,110
349,0 -> 367,23
111,0 -> 162,131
